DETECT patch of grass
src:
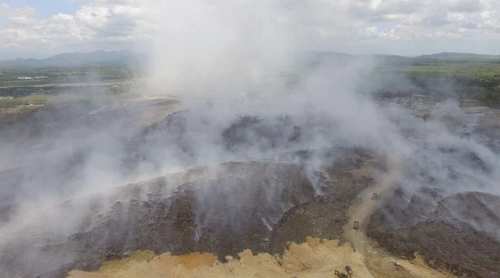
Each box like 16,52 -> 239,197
403,63 -> 500,83
477,86 -> 500,107
377,60 -> 500,107
0,95 -> 49,109
0,65 -> 136,87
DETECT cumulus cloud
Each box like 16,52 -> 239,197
0,0 -> 153,57
0,0 -> 500,58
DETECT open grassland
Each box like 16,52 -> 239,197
0,95 -> 49,109
404,62 -> 500,81
0,65 -> 136,88
3,55 -> 500,110
376,58 -> 500,107
0,95 -> 49,123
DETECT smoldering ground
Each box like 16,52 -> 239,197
1,0 -> 500,277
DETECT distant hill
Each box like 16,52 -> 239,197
415,52 -> 500,63
370,54 -> 415,65
1,50 -> 500,71
0,50 -> 145,69
304,51 -> 500,67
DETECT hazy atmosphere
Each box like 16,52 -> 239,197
1,0 -> 500,58
1,1 -> 500,278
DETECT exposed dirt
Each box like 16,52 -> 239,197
270,149 -> 382,254
0,161 -> 317,277
68,238 -> 373,278
3,94 -> 498,278
68,237 -> 452,278
341,156 -> 456,278
67,161 -> 453,278
3,134 -> 499,278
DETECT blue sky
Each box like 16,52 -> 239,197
4,0 -> 79,16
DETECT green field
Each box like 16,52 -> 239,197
372,54 -> 500,106
2,52 -> 500,109
405,63 -> 500,80
0,65 -> 135,88
0,95 -> 49,108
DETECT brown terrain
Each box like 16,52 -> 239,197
66,153 -> 456,278
1,150 -> 383,277
1,96 -> 500,278
368,189 -> 500,278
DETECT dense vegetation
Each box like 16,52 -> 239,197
2,51 -> 500,110
0,65 -> 135,88
378,53 -> 500,107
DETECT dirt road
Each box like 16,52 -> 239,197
67,156 -> 457,278
342,156 -> 454,278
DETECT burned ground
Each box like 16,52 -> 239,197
0,148 -> 384,278
270,149 -> 381,254
0,162 -> 317,277
368,189 -> 500,278
3,95 -> 500,278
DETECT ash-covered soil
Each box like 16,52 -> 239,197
0,150 -> 382,278
270,149 -> 382,254
368,189 -> 500,278
3,96 -> 500,278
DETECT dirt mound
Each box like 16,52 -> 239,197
68,238 -> 454,278
368,190 -> 500,277
0,161 -> 316,278
0,147 -> 385,278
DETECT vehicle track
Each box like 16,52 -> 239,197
342,156 -> 454,278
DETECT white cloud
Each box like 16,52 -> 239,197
0,0 -> 154,57
343,0 -> 498,38
0,0 -> 500,58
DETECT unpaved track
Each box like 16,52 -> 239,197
342,156 -> 454,278
343,156 -> 402,257
68,156 -> 457,278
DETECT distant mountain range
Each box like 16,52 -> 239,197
309,51 -> 500,65
417,52 -> 500,62
1,51 -> 499,70
0,50 -> 146,69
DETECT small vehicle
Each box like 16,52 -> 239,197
353,221 -> 360,230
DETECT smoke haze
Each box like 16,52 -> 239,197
1,1 -> 500,277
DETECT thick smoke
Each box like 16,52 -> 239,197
0,0 -> 500,277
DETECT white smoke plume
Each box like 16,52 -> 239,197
0,0 -> 499,277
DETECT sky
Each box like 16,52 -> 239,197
0,0 -> 500,59
3,0 -> 79,16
